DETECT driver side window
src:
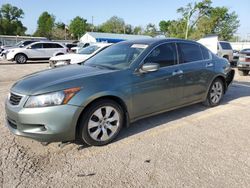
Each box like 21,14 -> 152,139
144,43 -> 177,68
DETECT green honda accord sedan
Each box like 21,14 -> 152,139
5,39 -> 235,146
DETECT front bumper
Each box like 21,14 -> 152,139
6,52 -> 15,61
5,94 -> 83,142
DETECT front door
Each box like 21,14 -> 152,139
132,42 -> 183,119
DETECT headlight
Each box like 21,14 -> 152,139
55,60 -> 71,66
24,87 -> 80,108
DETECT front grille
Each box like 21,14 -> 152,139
9,93 -> 22,105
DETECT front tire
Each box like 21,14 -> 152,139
203,78 -> 224,107
15,54 -> 27,64
238,70 -> 249,76
77,99 -> 124,146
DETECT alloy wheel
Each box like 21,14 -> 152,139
87,106 -> 120,142
210,81 -> 223,104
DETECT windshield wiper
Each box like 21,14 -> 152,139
87,64 -> 118,70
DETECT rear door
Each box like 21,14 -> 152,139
176,42 -> 210,104
43,43 -> 57,58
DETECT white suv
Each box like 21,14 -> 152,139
6,41 -> 68,64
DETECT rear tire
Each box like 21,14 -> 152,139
15,54 -> 27,64
238,70 -> 249,76
203,78 -> 224,107
77,99 -> 124,146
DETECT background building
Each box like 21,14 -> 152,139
79,32 -> 151,44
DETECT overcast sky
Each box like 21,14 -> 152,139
1,0 -> 249,38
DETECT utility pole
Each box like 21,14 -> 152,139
92,16 -> 94,32
64,25 -> 68,40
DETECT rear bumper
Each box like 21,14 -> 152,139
226,69 -> 235,88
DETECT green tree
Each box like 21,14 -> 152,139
177,0 -> 212,39
0,3 -> 26,35
69,16 -> 88,39
100,16 -> 125,33
159,20 -> 172,35
55,22 -> 66,30
144,23 -> 157,37
133,26 -> 143,35
125,24 -> 133,34
159,0 -> 240,41
34,11 -> 55,39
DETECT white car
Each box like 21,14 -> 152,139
6,41 -> 68,64
49,43 -> 112,68
71,42 -> 90,53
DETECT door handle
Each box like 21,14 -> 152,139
206,62 -> 214,67
172,70 -> 183,76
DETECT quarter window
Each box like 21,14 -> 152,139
178,43 -> 203,63
144,43 -> 177,67
43,43 -> 63,48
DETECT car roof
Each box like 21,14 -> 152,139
26,41 -> 65,47
119,38 -> 198,46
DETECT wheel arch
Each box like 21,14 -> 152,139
14,53 -> 28,60
204,75 -> 227,101
75,95 -> 130,139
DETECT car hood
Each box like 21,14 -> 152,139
11,64 -> 116,95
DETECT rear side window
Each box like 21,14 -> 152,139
178,43 -> 203,63
200,46 -> 211,60
219,42 -> 232,50
43,43 -> 63,48
51,43 -> 63,48
30,43 -> 43,49
43,43 -> 53,48
144,43 -> 177,67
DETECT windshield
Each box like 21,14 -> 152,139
78,45 -> 100,55
15,41 -> 23,47
219,42 -> 232,50
84,43 -> 148,70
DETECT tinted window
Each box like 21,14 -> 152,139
23,41 -> 36,46
43,43 -> 53,48
30,43 -> 43,49
144,43 -> 177,67
51,43 -> 63,48
201,46 -> 211,60
43,43 -> 63,48
178,43 -> 203,63
219,42 -> 232,50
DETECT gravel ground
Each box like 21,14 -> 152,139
0,60 -> 250,188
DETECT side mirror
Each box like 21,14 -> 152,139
140,63 -> 159,73
27,46 -> 31,49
